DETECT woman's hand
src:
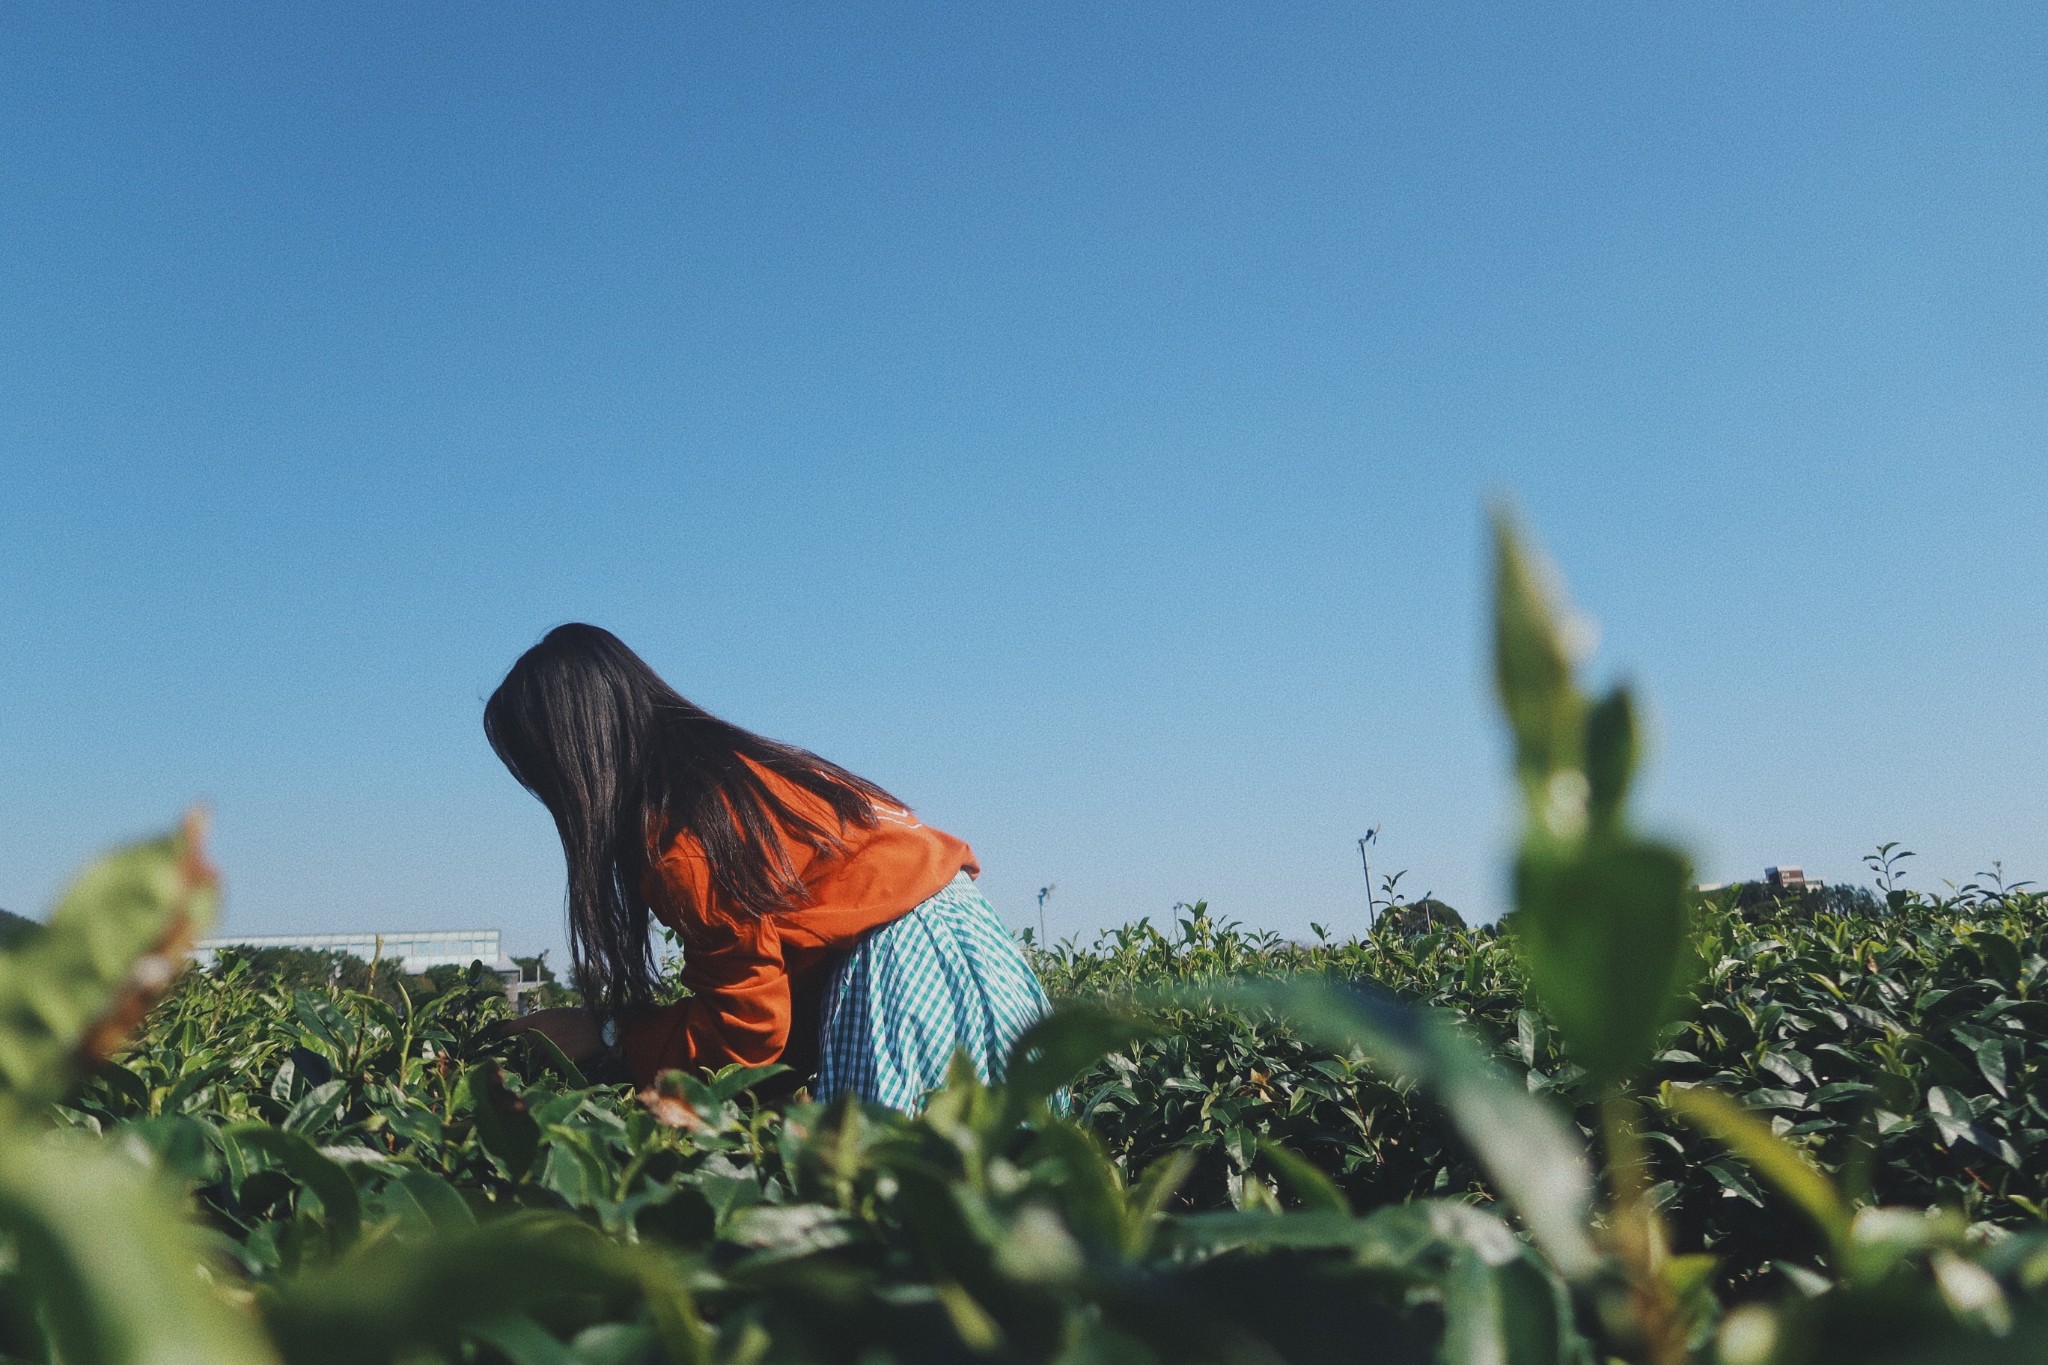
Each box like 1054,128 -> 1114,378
492,1006 -> 606,1065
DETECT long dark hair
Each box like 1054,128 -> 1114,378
483,624 -> 899,1019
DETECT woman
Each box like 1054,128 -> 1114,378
484,624 -> 1048,1109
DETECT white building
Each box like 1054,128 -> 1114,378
192,929 -> 540,1008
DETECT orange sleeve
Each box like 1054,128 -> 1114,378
621,907 -> 790,1086
622,840 -> 796,1086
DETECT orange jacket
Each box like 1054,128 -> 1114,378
621,766 -> 977,1088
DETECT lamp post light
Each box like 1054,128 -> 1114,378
1358,826 -> 1381,931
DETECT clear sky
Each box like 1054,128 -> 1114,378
5,4 -> 2044,966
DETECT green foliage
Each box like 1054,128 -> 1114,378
0,817 -> 217,1115
210,947 -> 377,994
0,816 -> 277,1365
1493,513 -> 1698,1093
0,910 -> 38,952
1044,882 -> 2048,1287
208,946 -> 510,1014
1179,976 -> 1601,1281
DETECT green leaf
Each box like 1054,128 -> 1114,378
1662,1083 -> 1850,1262
1440,1244 -> 1572,1365
0,815 -> 219,1111
516,1029 -> 590,1088
225,1122 -> 363,1246
1969,1035 -> 2009,1098
1122,1149 -> 1195,1257
1173,1199 -> 1519,1265
471,1315 -> 575,1365
117,1114 -> 221,1184
1924,1085 -> 1990,1153
884,1163 -> 998,1276
1170,1194 -> 1583,1363
1255,1138 -> 1350,1214
293,994 -> 359,1063
627,1255 -> 715,1365
91,1057 -> 155,1117
260,1213 -> 685,1365
1489,519 -> 1699,1094
991,1206 -> 1088,1287
933,1278 -> 1004,1353
1513,835 -> 1697,1091
701,1060 -> 790,1105
1974,932 -> 2023,986
1048,1322 -> 1164,1365
1170,1208 -> 1393,1254
283,1078 -> 348,1133
1000,1003 -> 1155,1130
465,1061 -> 542,1182
1492,511 -> 1584,803
0,1131 -> 278,1365
1179,978 -> 1600,1280
568,1323 -> 661,1365
1840,1206 -> 1973,1293
379,1170 -> 476,1237
1582,687 -> 1638,833
1026,1119 -> 1127,1255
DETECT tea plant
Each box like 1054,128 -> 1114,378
1042,882 -> 2048,1291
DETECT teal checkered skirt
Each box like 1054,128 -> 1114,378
815,872 -> 1050,1112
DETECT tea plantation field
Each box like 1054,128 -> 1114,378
5,522 -> 2046,1365
14,856 -> 2048,1365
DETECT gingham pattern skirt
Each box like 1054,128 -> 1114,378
815,872 -> 1050,1112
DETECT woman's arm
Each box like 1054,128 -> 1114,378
622,907 -> 791,1086
494,1007 -> 606,1064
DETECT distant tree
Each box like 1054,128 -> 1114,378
0,907 -> 39,950
209,947 -> 523,1012
403,960 -> 508,1008
213,946 -> 374,992
1818,882 -> 1884,918
1382,898 -> 1466,937
1721,881 -> 1883,920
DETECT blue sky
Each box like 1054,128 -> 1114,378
4,3 -> 2043,963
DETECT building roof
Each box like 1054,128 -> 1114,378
192,929 -> 516,977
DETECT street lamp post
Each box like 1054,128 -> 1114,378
1358,827 -> 1381,931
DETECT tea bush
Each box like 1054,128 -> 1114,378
1044,880 -> 2048,1293
4,515 -> 2046,1365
